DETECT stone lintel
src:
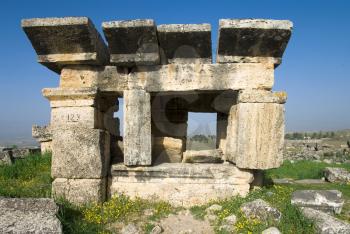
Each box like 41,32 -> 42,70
238,90 -> 287,104
129,63 -> 274,91
217,19 -> 293,65
157,24 -> 212,64
22,17 -> 109,73
102,19 -> 160,66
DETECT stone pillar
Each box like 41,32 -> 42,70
32,125 -> 52,153
226,90 -> 286,169
43,88 -> 112,204
124,90 -> 152,166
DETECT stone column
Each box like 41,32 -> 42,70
43,87 -> 112,205
124,90 -> 152,166
226,90 -> 286,169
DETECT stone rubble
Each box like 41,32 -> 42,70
240,199 -> 282,222
291,190 -> 344,214
324,167 -> 350,183
0,198 -> 62,234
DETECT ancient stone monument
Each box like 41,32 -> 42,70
22,17 -> 292,206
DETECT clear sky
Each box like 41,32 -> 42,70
0,0 -> 349,141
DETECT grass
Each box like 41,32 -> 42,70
265,160 -> 350,180
0,152 -> 52,197
1,154 -> 349,233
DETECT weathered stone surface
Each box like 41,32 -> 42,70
240,199 -> 281,222
59,65 -> 103,88
217,19 -> 293,65
238,90 -> 287,104
262,227 -> 281,234
130,63 -> 274,91
32,125 -> 52,142
157,24 -> 211,64
22,17 -> 109,73
0,197 -> 62,234
153,137 -> 184,164
52,178 -> 106,205
103,19 -> 159,66
182,149 -> 223,163
291,190 -> 344,214
226,103 -> 284,169
206,204 -> 223,214
0,151 -> 13,165
11,147 -> 41,159
324,167 -> 350,183
301,207 -> 350,234
110,163 -> 253,207
121,223 -> 141,234
52,127 -> 110,178
124,90 -> 152,166
216,112 -> 228,153
40,141 -> 52,153
150,225 -> 163,234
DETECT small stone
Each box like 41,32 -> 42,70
301,208 -> 350,234
121,224 -> 140,234
262,227 -> 281,234
150,224 -> 163,234
218,224 -> 234,233
291,190 -> 344,214
0,151 -> 13,165
205,204 -> 223,214
222,214 -> 237,226
144,209 -> 154,217
205,214 -> 217,223
324,167 -> 350,183
240,199 -> 281,222
323,159 -> 332,164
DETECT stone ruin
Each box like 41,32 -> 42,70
22,17 -> 292,206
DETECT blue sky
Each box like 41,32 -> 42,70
0,0 -> 349,140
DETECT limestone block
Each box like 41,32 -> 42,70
300,207 -> 350,234
51,106 -> 104,129
52,178 -> 106,205
291,190 -> 344,214
157,24 -> 211,64
51,127 -> 110,178
102,19 -> 160,66
124,90 -> 152,165
238,90 -> 287,104
216,113 -> 228,152
41,141 -> 52,153
22,17 -> 109,73
217,19 -> 293,66
182,149 -> 223,163
43,87 -> 99,107
129,63 -> 274,91
0,198 -> 62,234
227,103 -> 284,169
324,167 -> 350,183
32,125 -> 52,142
153,137 -> 184,163
59,65 -> 103,88
109,163 -> 254,207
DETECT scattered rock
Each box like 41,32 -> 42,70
222,214 -> 237,226
121,224 -> 140,234
0,197 -> 62,233
291,190 -> 344,214
240,199 -> 281,222
301,207 -> 350,234
11,147 -> 40,159
204,214 -> 217,223
218,224 -> 234,233
272,178 -> 294,184
144,208 -> 154,217
273,178 -> 328,185
205,204 -> 222,214
0,151 -> 13,165
323,159 -> 333,164
262,227 -> 281,234
150,224 -> 163,234
324,167 -> 350,183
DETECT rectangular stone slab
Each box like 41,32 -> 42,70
110,163 -> 253,207
22,17 -> 109,73
226,103 -> 285,169
123,90 -> 152,165
102,19 -> 159,66
217,19 -> 293,65
51,127 -> 110,178
157,24 -> 212,64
